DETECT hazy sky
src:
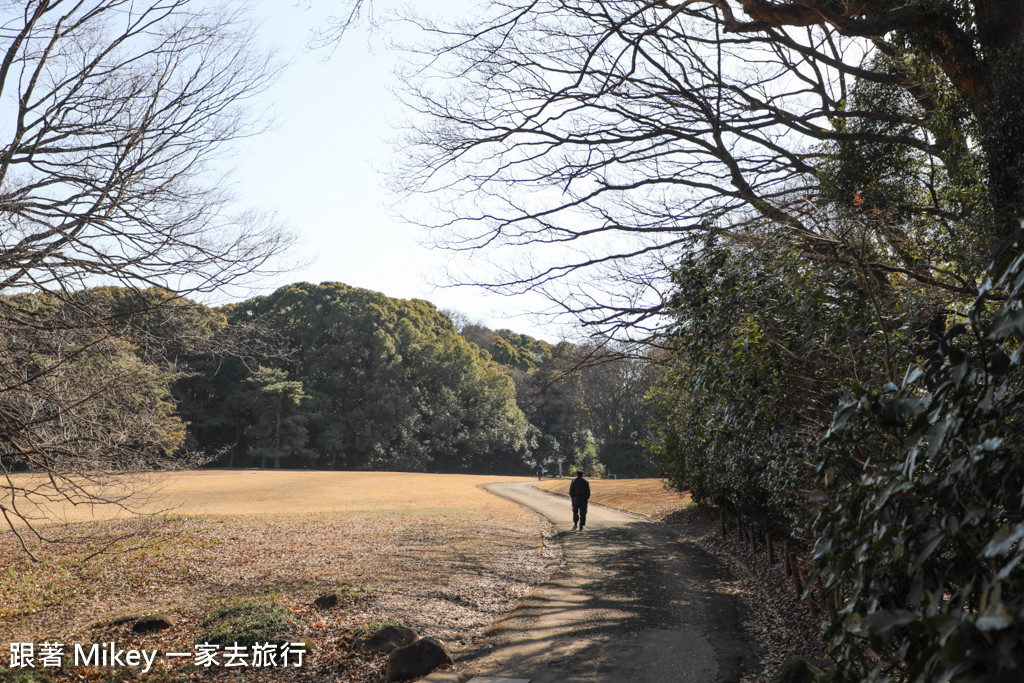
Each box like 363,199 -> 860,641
226,1 -> 562,340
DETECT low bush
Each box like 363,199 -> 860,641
197,599 -> 300,647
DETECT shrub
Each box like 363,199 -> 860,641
197,599 -> 301,647
346,619 -> 402,641
815,245 -> 1024,681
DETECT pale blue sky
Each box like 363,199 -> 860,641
226,0 -> 562,340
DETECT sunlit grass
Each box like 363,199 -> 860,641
533,477 -> 692,520
0,470 -> 547,671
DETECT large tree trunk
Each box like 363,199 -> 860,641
975,0 -> 1024,252
975,0 -> 1024,55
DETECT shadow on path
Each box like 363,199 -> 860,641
427,482 -> 760,683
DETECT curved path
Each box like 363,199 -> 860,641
427,482 -> 760,683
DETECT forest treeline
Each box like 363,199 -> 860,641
3,282 -> 657,477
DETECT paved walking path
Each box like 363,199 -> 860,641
427,481 -> 759,683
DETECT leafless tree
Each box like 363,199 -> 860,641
385,0 -> 1021,338
0,0 -> 290,551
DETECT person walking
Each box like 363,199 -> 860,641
569,470 -> 590,531
536,463 -> 544,480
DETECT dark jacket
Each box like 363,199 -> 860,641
569,476 -> 590,501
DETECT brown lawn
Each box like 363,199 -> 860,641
7,470 -> 535,523
0,471 -> 548,683
533,477 -> 692,520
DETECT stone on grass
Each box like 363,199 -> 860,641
353,625 -> 419,653
385,637 -> 453,682
313,592 -> 341,609
92,614 -> 141,629
132,614 -> 176,633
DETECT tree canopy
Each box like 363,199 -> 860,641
190,282 -> 533,474
452,317 -> 660,477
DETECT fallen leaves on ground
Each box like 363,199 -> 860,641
1,499 -> 556,682
662,510 -> 828,682
537,480 -> 827,681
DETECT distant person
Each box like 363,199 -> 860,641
537,464 -> 544,480
569,470 -> 590,531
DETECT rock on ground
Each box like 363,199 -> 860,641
386,637 -> 453,681
354,625 -> 420,654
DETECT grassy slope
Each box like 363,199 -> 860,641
533,477 -> 692,520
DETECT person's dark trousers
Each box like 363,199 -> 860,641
573,499 -> 588,528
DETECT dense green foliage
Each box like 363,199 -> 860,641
461,324 -> 554,371
653,234 -> 895,529
189,282 -> 533,473
650,106 -> 1023,682
5,281 -> 657,479
654,223 -> 1024,680
813,245 -> 1024,681
526,343 -> 659,478
461,322 -> 659,477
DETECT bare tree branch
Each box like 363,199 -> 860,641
0,1 -> 291,550
389,0 -> 996,338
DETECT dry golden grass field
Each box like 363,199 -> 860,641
533,477 -> 692,520
0,471 -> 555,683
9,470 -> 533,524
